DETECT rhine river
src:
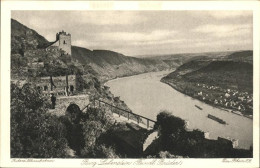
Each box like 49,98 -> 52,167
106,70 -> 253,149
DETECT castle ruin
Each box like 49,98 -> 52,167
49,30 -> 71,55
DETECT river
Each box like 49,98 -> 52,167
105,70 -> 253,149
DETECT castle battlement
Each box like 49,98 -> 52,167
56,30 -> 71,39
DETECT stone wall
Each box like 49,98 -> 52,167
37,75 -> 76,95
49,94 -> 89,116
24,48 -> 62,62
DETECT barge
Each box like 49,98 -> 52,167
195,105 -> 203,110
208,114 -> 227,125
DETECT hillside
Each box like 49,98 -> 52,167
184,61 -> 253,92
11,19 -> 50,55
71,46 -> 173,81
139,51 -> 236,64
11,19 -> 182,82
162,51 -> 253,116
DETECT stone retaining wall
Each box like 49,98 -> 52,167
49,94 -> 89,116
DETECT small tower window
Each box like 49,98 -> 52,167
63,40 -> 66,44
44,85 -> 48,91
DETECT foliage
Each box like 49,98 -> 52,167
93,77 -> 101,91
11,54 -> 28,78
156,111 -> 186,135
11,83 -> 69,158
80,107 -> 114,157
75,70 -> 85,92
11,19 -> 49,55
158,151 -> 183,158
150,111 -> 252,158
92,144 -> 119,158
60,105 -> 116,158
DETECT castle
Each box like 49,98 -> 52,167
48,30 -> 71,55
24,31 -> 74,96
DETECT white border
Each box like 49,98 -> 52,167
1,1 -> 259,168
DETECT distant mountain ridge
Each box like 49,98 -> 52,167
163,50 -> 253,92
11,18 -> 253,86
11,19 -> 180,81
161,51 -> 253,116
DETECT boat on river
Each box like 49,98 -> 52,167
106,71 -> 252,149
208,114 -> 227,125
195,105 -> 203,110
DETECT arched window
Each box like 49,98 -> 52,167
63,40 -> 66,44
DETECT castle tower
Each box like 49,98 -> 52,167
56,30 -> 71,55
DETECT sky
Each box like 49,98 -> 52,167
12,10 -> 253,56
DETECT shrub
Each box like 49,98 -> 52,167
11,83 -> 69,158
158,151 -> 183,158
93,144 -> 119,158
80,107 -> 114,157
60,106 -> 115,158
93,77 -> 101,91
156,111 -> 186,135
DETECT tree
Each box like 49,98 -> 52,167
155,111 -> 187,152
80,107 -> 114,157
156,111 -> 186,135
93,145 -> 119,158
11,83 -> 69,158
93,77 -> 101,92
75,70 -> 84,92
60,104 -> 85,156
60,105 -> 116,158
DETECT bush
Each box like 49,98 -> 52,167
156,111 -> 186,135
11,83 -> 69,158
75,72 -> 84,92
158,151 -> 184,158
153,111 -> 252,158
60,106 -> 116,158
80,107 -> 114,157
59,104 -> 85,156
93,144 -> 119,158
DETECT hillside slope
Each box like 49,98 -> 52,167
140,51 -> 237,65
162,51 -> 253,116
11,19 -> 180,82
71,46 -> 173,81
11,19 -> 50,55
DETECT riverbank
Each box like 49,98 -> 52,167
106,70 -> 252,149
102,68 -> 174,84
160,79 -> 253,120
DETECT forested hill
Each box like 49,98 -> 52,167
163,50 -> 253,93
162,50 -> 253,115
11,19 -> 50,55
11,19 -> 181,81
71,46 -> 174,81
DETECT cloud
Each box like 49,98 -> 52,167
12,10 -> 253,55
99,30 -> 177,42
208,11 -> 252,19
74,31 -> 180,50
192,24 -> 252,38
73,11 -> 147,25
28,17 -> 63,30
190,38 -> 252,48
132,39 -> 184,46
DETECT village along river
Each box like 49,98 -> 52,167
105,70 -> 253,149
